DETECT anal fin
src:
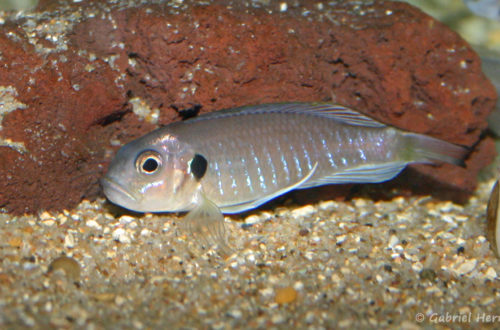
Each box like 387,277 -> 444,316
299,162 -> 407,188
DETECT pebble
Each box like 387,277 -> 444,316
259,287 -> 274,298
452,259 -> 477,276
8,237 -> 22,248
338,319 -> 352,327
336,234 -> 347,244
244,214 -> 261,225
271,313 -> 286,324
458,306 -> 470,315
353,198 -> 367,208
305,311 -> 316,323
48,256 -> 80,281
58,215 -> 68,225
480,296 -> 495,306
227,309 -> 242,319
119,215 -> 136,224
112,228 -> 133,244
85,219 -> 100,229
115,295 -> 126,306
93,293 -> 116,302
64,232 -> 75,248
318,200 -> 336,210
399,321 -> 420,330
291,205 -> 315,218
419,268 -> 437,281
140,228 -> 151,236
42,219 -> 56,227
274,286 -> 298,304
388,235 -> 399,249
425,285 -> 441,295
39,211 -> 53,221
484,267 -> 497,279
298,228 -> 310,236
293,281 -> 304,291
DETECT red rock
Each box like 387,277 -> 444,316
0,0 -> 496,214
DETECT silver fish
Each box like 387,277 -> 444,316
101,103 -> 467,249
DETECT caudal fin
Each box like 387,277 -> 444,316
402,132 -> 469,167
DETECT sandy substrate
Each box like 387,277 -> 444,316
0,173 -> 499,328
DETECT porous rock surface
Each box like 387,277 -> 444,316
0,0 -> 496,214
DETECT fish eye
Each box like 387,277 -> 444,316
135,150 -> 162,175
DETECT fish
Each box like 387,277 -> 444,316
101,102 -> 468,250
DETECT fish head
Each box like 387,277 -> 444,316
101,131 -> 200,213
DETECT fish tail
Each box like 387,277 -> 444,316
402,132 -> 469,167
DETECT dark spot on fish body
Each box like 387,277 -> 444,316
190,153 -> 207,180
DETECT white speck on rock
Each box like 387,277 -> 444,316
0,86 -> 28,154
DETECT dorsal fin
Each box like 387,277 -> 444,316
183,103 -> 387,128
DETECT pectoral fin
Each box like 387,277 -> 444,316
182,192 -> 231,254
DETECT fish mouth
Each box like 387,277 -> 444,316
100,176 -> 139,204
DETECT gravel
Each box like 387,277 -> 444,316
0,175 -> 499,328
